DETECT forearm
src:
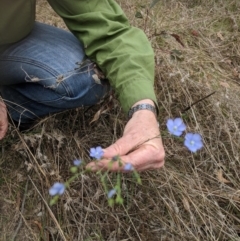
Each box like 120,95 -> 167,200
47,0 -> 157,113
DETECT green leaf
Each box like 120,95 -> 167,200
50,195 -> 59,206
170,49 -> 184,61
70,166 -> 78,173
108,199 -> 114,207
135,11 -> 143,19
116,195 -> 123,204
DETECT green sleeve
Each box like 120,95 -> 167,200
47,0 -> 157,113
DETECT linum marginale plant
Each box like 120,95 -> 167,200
49,118 -> 203,207
49,146 -> 141,207
166,117 -> 203,152
49,117 -> 202,207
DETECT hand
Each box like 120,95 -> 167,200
86,100 -> 165,172
0,101 -> 8,140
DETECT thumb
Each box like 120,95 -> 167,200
103,135 -> 136,159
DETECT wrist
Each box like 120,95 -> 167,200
128,99 -> 157,119
131,99 -> 155,108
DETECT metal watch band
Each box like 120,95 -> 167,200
128,103 -> 157,119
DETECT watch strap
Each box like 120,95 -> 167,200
128,103 -> 157,119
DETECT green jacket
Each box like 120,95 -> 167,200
0,0 -> 157,113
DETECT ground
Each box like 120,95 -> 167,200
1,0 -> 240,240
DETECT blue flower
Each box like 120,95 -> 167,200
90,146 -> 104,160
73,159 -> 82,166
184,133 -> 203,152
167,118 -> 186,136
49,182 -> 65,196
107,189 -> 117,199
124,163 -> 134,171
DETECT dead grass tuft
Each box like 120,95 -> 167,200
1,0 -> 240,240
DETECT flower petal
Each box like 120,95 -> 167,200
185,133 -> 194,141
166,119 -> 174,131
178,123 -> 186,131
96,146 -> 102,152
107,189 -> 117,199
192,133 -> 202,141
49,187 -> 58,196
89,148 -> 96,157
73,159 -> 82,166
124,163 -> 134,171
195,141 -> 203,150
184,140 -> 192,149
58,185 -> 65,195
185,142 -> 197,152
174,118 -> 184,126
190,146 -> 198,152
90,146 -> 104,160
49,182 -> 65,196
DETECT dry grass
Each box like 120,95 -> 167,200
1,0 -> 240,240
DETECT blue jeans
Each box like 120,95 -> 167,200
0,22 -> 110,124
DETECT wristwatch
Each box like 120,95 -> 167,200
128,103 -> 157,119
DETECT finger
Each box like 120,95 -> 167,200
86,141 -> 165,172
86,159 -> 127,172
123,143 -> 165,171
102,135 -> 140,159
0,123 -> 8,140
103,132 -> 160,159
